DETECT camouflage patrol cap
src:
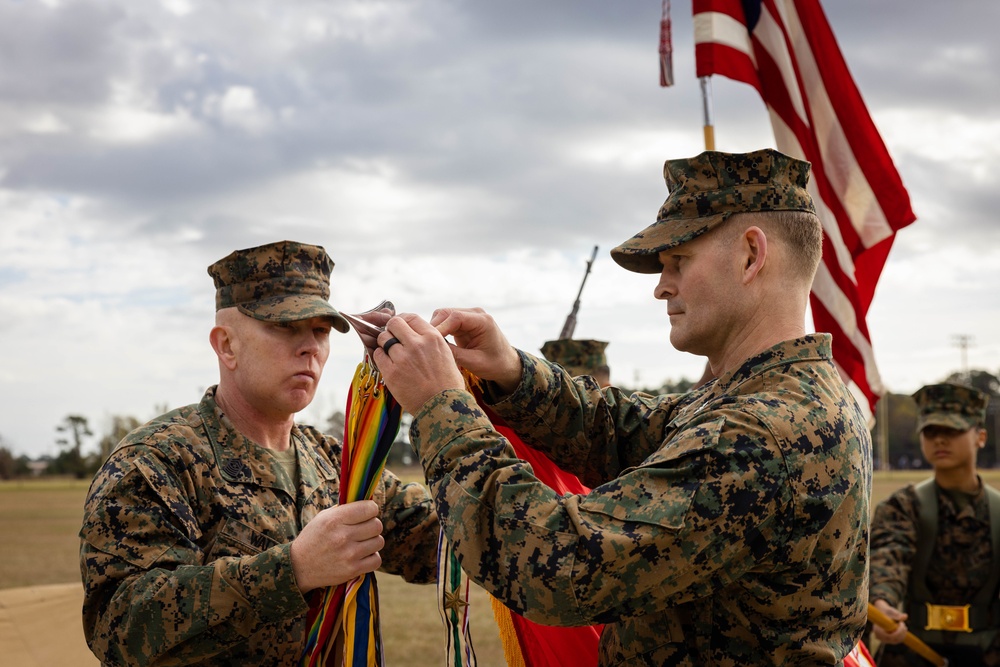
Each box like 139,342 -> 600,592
912,382 -> 989,432
611,148 -> 817,273
541,339 -> 609,377
207,240 -> 350,332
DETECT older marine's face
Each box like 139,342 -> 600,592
233,315 -> 333,417
653,230 -> 742,358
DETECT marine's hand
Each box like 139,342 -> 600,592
429,307 -> 522,393
871,599 -> 909,644
374,313 -> 466,415
290,500 -> 384,594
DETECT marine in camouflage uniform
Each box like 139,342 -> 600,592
540,338 -> 611,387
375,149 -> 873,665
79,241 -> 438,666
870,383 -> 997,667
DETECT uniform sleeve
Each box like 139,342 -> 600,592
868,490 -> 917,608
375,468 -> 439,584
80,451 -> 307,666
411,388 -> 789,627
484,350 -> 688,488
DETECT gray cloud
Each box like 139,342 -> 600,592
1,0 -> 998,455
0,2 -> 126,104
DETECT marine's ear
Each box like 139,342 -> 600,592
210,324 -> 239,371
740,226 -> 768,285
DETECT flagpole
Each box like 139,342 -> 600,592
699,76 -> 715,150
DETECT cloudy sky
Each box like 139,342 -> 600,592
2,0 -> 998,458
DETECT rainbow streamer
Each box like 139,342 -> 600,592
300,356 -> 402,667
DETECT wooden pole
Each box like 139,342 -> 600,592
867,603 -> 947,666
699,76 -> 715,150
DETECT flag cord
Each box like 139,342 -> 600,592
699,75 -> 715,150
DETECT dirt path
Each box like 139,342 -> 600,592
0,583 -> 98,666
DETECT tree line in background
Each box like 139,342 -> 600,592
0,414 -> 142,481
1,368 -> 998,481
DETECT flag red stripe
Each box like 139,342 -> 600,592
811,295 -> 869,389
692,0 -> 916,414
793,0 -> 916,231
696,0 -> 751,19
747,13 -> 866,258
757,0 -> 885,403
819,233 -> 871,332
751,65 -> 877,342
695,42 -> 761,89
854,235 -> 895,313
747,29 -> 876,340
755,0 -> 879,406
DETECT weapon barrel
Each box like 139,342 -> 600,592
558,246 -> 598,340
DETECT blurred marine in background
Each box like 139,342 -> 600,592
870,382 -> 998,667
541,338 -> 611,388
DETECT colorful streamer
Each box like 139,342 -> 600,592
300,355 -> 402,667
437,530 -> 477,667
436,372 -> 602,667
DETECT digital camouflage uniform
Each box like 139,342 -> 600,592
80,241 -> 439,666
870,383 -> 997,666
870,482 -> 999,666
81,388 -> 437,666
412,335 -> 871,665
411,149 -> 872,665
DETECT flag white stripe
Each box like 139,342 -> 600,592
755,6 -> 809,124
768,110 -> 860,282
779,1 -> 896,248
771,105 -> 880,402
699,6 -> 896,250
756,6 -> 884,402
693,0 -> 916,412
812,262 -> 885,394
838,361 -> 875,426
693,12 -> 755,61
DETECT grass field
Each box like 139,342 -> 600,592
4,469 -> 999,664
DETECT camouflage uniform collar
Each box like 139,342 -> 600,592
198,386 -> 337,505
198,386 -> 297,490
713,333 -> 833,394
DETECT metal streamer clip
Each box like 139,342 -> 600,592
343,300 -> 395,363
342,312 -> 385,337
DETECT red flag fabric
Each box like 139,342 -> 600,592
692,0 -> 916,417
844,640 -> 875,667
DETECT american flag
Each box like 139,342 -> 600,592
692,0 -> 916,418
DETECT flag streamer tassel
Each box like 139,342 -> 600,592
659,0 -> 675,87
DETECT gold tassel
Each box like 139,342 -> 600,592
489,594 -> 526,667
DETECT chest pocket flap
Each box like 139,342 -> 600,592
579,417 -> 725,531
